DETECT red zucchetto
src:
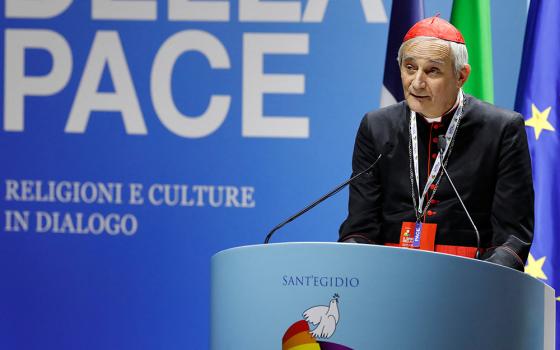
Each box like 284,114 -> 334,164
403,16 -> 465,44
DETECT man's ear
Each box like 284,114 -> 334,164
458,64 -> 471,87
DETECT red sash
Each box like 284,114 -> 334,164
385,243 -> 482,259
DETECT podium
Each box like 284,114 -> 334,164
211,243 -> 555,349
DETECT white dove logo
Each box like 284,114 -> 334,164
302,293 -> 340,339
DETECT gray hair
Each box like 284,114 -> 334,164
397,36 -> 469,76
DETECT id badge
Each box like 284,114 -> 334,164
399,222 -> 416,248
400,222 -> 437,251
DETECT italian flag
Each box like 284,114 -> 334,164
450,0 -> 494,103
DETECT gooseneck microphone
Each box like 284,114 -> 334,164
264,145 -> 390,244
437,135 -> 481,259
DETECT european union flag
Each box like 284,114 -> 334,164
515,0 -> 560,346
379,0 -> 423,107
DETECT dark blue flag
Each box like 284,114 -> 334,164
380,0 -> 424,107
515,0 -> 560,345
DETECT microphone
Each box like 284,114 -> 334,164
437,135 -> 480,259
264,144 -> 392,244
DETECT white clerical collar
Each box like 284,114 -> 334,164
423,116 -> 442,123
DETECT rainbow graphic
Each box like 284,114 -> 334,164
282,320 -> 353,350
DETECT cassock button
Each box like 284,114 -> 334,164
429,184 -> 436,190
432,137 -> 439,143
433,124 -> 440,129
431,153 -> 437,159
427,210 -> 436,216
431,199 -> 440,205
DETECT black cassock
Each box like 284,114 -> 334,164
339,95 -> 534,271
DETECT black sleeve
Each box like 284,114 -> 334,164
339,115 -> 383,244
482,114 -> 534,271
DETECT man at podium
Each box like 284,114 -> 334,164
339,17 -> 534,272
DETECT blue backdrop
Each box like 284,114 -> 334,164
0,1 -> 529,349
